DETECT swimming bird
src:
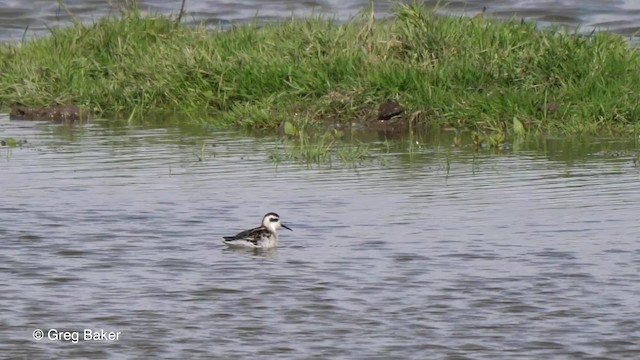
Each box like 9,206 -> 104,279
222,212 -> 292,248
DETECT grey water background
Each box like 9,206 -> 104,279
1,0 -> 640,359
1,117 -> 640,359
1,0 -> 640,41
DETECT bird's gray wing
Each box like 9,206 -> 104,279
223,226 -> 267,245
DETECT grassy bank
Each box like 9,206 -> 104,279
1,3 -> 640,136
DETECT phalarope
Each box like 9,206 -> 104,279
223,212 -> 292,249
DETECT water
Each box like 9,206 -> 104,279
1,0 -> 640,41
2,1 -> 640,357
1,116 -> 639,358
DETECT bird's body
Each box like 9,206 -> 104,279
223,226 -> 278,248
223,212 -> 292,249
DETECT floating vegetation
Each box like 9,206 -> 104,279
0,137 -> 26,147
269,128 -> 369,167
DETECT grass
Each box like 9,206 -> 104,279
1,2 -> 640,142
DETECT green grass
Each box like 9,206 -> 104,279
1,2 -> 640,138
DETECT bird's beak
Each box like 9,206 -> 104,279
282,224 -> 293,231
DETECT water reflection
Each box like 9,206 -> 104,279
222,247 -> 280,259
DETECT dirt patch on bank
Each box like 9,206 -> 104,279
10,104 -> 91,123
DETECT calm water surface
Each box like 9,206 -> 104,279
1,115 -> 639,358
1,0 -> 640,40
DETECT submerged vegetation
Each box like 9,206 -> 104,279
1,2 -> 640,163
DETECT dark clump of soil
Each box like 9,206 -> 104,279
377,100 -> 404,121
10,104 -> 91,123
370,100 -> 408,137
539,101 -> 559,114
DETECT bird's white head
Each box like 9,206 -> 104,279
262,212 -> 292,233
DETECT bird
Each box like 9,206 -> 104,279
222,212 -> 292,249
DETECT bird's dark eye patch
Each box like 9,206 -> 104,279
269,218 -> 279,222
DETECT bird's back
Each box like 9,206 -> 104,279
223,226 -> 274,247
